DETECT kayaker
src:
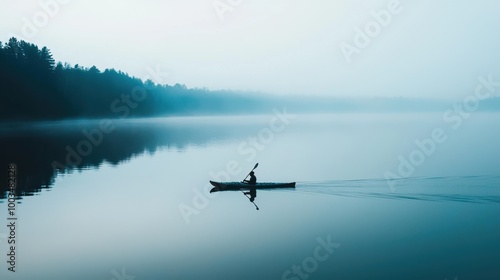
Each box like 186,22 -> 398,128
244,171 -> 257,185
243,171 -> 257,202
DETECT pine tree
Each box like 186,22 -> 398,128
40,47 -> 55,72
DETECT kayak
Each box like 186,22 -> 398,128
209,181 -> 295,193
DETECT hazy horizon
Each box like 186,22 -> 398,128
3,0 -> 500,99
3,2 -> 500,279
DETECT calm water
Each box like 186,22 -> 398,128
0,113 -> 499,279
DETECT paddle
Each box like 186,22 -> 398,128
241,163 -> 259,210
242,163 -> 259,182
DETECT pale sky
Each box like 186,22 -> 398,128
1,0 -> 500,98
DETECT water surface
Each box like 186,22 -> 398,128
0,113 -> 499,279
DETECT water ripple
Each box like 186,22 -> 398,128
287,176 -> 500,204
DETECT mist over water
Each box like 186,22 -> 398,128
1,113 -> 499,279
3,1 -> 500,278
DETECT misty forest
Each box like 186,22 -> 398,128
0,37 -> 278,121
1,37 -> 499,122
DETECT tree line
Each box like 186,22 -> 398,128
0,37 -> 272,121
1,37 -> 499,121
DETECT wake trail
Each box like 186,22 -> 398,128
270,175 -> 500,204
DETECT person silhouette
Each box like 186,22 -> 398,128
243,171 -> 257,202
244,171 -> 257,185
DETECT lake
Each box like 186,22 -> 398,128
1,112 -> 499,279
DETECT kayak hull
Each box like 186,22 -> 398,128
209,181 -> 295,193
